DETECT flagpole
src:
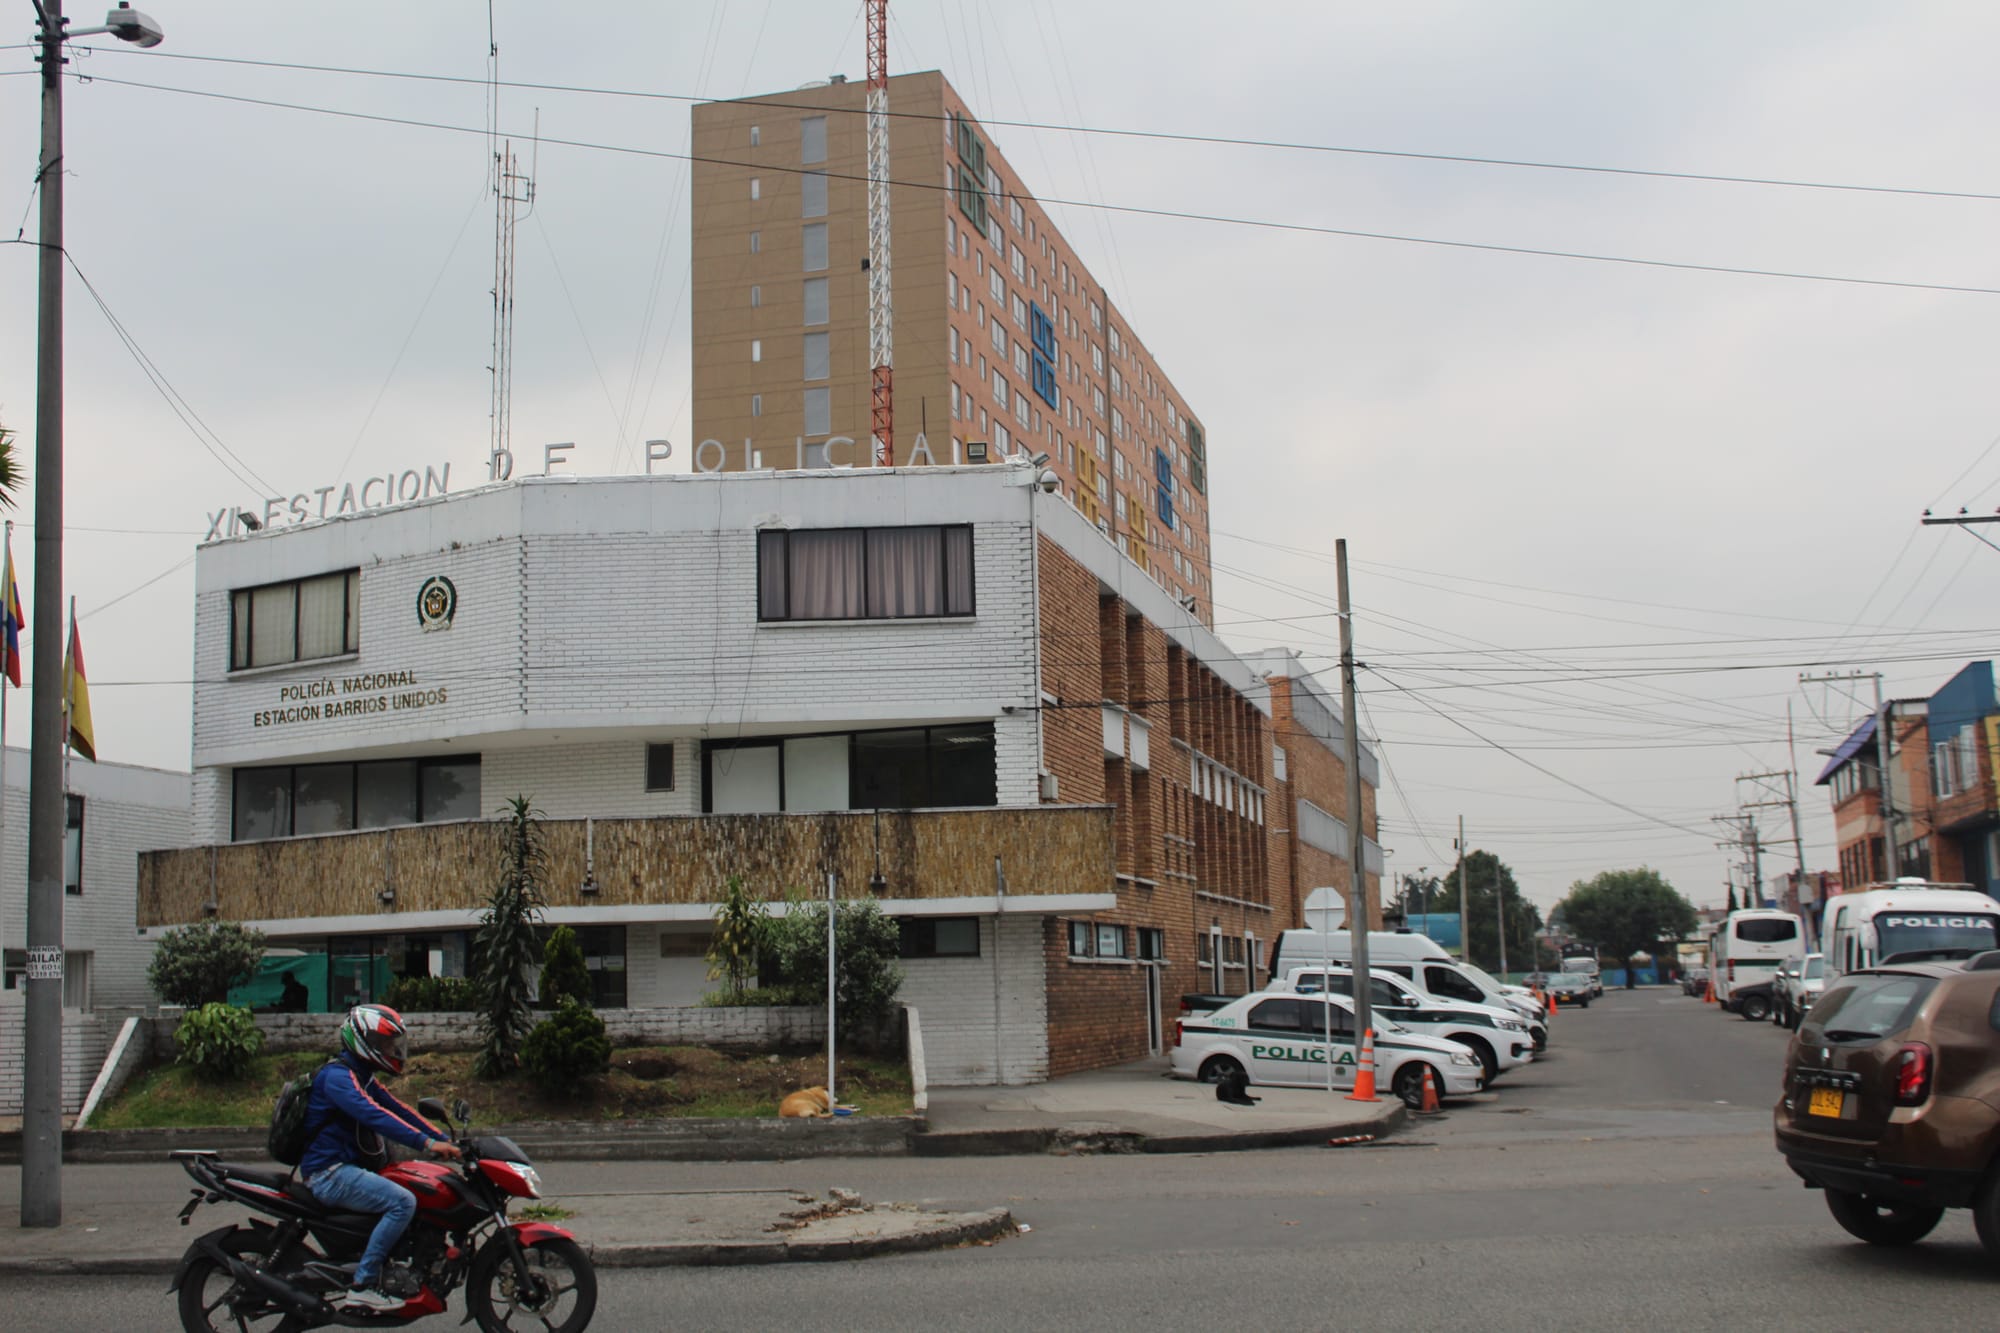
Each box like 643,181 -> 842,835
0,520 -> 9,987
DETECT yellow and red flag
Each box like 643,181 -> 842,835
64,613 -> 94,761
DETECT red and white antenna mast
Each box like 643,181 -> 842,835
865,0 -> 894,467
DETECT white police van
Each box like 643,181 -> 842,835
1274,966 -> 1534,1082
1170,989 -> 1486,1108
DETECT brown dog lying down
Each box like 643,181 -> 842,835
779,1086 -> 833,1117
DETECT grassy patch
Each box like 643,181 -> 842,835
94,1043 -> 913,1130
516,1202 -> 574,1222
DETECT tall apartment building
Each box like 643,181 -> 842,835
690,71 -> 1217,626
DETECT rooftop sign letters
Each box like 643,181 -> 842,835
207,464 -> 454,540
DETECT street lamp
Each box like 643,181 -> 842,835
21,0 -> 166,1230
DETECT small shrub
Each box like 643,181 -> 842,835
521,998 -> 611,1097
381,975 -> 479,1013
175,1002 -> 266,1080
760,893 -> 903,1045
540,926 -> 592,1009
706,876 -> 766,999
475,795 -> 546,1078
149,920 -> 267,1008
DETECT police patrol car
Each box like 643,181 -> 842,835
1170,989 -> 1486,1108
1275,967 -> 1534,1083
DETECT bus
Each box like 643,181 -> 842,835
1712,909 -> 1804,1010
1821,880 -> 1998,985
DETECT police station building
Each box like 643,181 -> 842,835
138,464 -> 1378,1085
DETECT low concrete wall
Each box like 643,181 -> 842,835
0,993 -> 114,1117
145,1005 -> 829,1057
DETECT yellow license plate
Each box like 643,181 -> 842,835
1807,1086 -> 1846,1118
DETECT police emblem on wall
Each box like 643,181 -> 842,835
416,575 -> 457,632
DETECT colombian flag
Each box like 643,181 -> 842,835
1,531 -> 22,688
64,614 -> 94,761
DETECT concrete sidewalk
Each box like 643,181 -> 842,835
918,1056 -> 1407,1154
0,1175 -> 1013,1276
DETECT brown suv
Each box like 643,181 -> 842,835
1774,953 -> 2000,1255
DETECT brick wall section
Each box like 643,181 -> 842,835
1036,536 -> 1106,804
1041,919 -> 1155,1077
903,916 -> 1048,1086
1266,673 -> 1380,932
0,993 -> 112,1115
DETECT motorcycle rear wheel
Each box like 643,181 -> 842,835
468,1237 -> 596,1333
177,1227 -> 304,1333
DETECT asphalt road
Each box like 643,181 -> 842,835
14,986 -> 2000,1329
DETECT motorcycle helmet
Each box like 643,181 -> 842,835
339,1004 -> 409,1076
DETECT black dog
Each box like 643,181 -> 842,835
1215,1067 -> 1260,1105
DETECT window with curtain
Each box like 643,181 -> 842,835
757,526 -> 974,621
230,569 -> 360,670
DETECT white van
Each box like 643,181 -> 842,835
1270,929 -> 1549,1044
1563,954 -> 1603,997
1821,880 -> 1998,984
1712,909 -> 1804,1010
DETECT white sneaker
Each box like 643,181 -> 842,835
339,1287 -> 403,1313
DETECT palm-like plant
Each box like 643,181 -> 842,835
473,795 -> 547,1077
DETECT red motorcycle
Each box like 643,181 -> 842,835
168,1098 -> 595,1332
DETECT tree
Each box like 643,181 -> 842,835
540,925 -> 592,1008
706,875 -> 767,999
1560,868 -> 1699,989
761,891 -> 904,1045
474,796 -> 546,1077
1387,872 -> 1445,922
1443,850 -> 1543,974
147,920 -> 267,1007
0,424 -> 19,509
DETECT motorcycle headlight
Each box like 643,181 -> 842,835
518,1166 -> 544,1199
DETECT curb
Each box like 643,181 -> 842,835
912,1105 -> 1407,1157
0,1208 -> 1019,1278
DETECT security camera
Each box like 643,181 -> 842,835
103,3 -> 164,47
1038,468 -> 1059,494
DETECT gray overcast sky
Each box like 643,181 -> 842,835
5,2 -> 2000,915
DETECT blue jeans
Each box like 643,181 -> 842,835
309,1162 -> 415,1288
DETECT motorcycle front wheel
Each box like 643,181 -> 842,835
467,1236 -> 596,1333
177,1227 -> 303,1333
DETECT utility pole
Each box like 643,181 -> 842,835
1455,816 -> 1467,963
1801,670 -> 1895,880
1336,539 -> 1372,1051
1496,871 -> 1509,978
22,0 -> 70,1229
1738,761 -> 1810,941
1714,812 -> 1761,908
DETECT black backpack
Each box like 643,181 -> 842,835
268,1062 -> 337,1167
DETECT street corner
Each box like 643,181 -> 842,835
570,1187 -> 1020,1268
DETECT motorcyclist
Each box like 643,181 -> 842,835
299,1004 -> 461,1313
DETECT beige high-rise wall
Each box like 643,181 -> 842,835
692,70 -> 1216,624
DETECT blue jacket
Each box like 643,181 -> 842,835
298,1051 -> 441,1180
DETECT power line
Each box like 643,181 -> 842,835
53,71 -> 2000,301
75,47 -> 2000,208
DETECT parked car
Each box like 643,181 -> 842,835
1775,953 -> 1827,1030
1731,979 -> 1776,1022
1272,965 -> 1535,1083
1773,953 -> 2000,1257
1171,989 -> 1486,1109
1547,972 -> 1592,1007
1682,966 -> 1710,997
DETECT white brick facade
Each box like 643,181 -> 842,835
899,915 -> 1049,1086
0,747 -> 191,1010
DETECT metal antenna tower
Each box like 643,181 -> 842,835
490,140 -> 535,479
865,0 -> 894,467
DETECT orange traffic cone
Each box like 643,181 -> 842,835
1546,987 -> 1557,1019
1414,1064 -> 1443,1115
1346,1028 -> 1379,1102
1703,977 -> 1716,1005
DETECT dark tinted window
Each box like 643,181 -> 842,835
1426,965 -> 1484,1003
645,743 -> 676,792
901,918 -> 980,959
1248,999 -> 1306,1032
852,729 -> 928,808
1808,974 -> 1938,1041
1736,918 -> 1799,944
